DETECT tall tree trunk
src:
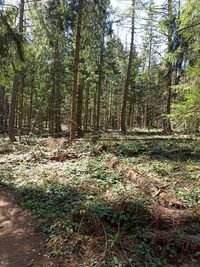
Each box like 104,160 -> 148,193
163,0 -> 173,133
28,86 -> 33,130
93,91 -> 96,131
109,89 -> 113,128
8,73 -> 21,141
0,56 -> 5,132
0,85 -> 5,132
8,0 -> 24,142
145,5 -> 153,130
121,0 -> 135,134
144,101 -> 148,128
53,47 -> 62,135
77,77 -> 84,137
49,80 -> 55,135
127,96 -> 133,129
84,85 -> 89,131
4,96 -> 9,131
70,0 -> 84,140
18,74 -> 24,135
96,35 -> 105,131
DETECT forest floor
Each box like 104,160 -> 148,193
0,133 -> 200,267
0,188 -> 62,267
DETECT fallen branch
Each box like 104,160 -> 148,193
150,229 -> 200,253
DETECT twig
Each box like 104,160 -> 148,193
152,183 -> 171,198
93,220 -> 108,267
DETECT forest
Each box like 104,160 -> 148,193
0,0 -> 200,266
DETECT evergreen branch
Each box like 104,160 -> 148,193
177,22 -> 200,32
0,11 -> 24,60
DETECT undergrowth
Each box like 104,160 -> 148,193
0,137 -> 200,266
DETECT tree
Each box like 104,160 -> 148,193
163,0 -> 173,133
121,0 -> 136,134
171,0 -> 200,133
70,0 -> 84,140
95,0 -> 110,131
8,0 -> 25,141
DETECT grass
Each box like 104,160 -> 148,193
0,136 -> 200,266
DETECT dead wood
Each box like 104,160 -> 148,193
150,229 -> 200,253
107,157 -> 180,205
152,206 -> 200,229
107,157 -> 200,229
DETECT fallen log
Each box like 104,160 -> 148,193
150,229 -> 200,253
107,157 -> 200,228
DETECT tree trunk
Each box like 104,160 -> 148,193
8,73 -> 21,141
49,80 -> 55,135
93,91 -> 96,131
70,0 -> 84,140
128,97 -> 133,130
163,0 -> 173,134
53,47 -> 62,135
145,6 -> 153,130
8,0 -> 24,142
120,0 -> 135,134
0,86 -> 5,132
84,85 -> 89,131
4,96 -> 9,131
77,77 -> 84,137
0,55 -> 5,133
96,35 -> 105,131
28,86 -> 33,130
18,74 -> 24,135
109,89 -> 113,128
144,101 -> 148,128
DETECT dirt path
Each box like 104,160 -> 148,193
0,188 -> 61,267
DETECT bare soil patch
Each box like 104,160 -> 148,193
0,188 -> 62,267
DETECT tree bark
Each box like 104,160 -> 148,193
128,96 -> 134,130
84,85 -> 89,131
0,85 -> 5,132
28,86 -> 33,130
96,33 -> 105,131
70,0 -> 84,140
8,73 -> 21,141
8,0 -> 24,142
77,77 -> 84,137
163,0 -> 173,134
18,74 -> 24,135
53,47 -> 62,135
120,0 -> 135,134
93,91 -> 96,131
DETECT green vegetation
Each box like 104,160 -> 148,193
0,0 -> 200,140
1,0 -> 200,265
0,137 -> 199,266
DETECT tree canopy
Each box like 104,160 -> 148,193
0,0 -> 200,139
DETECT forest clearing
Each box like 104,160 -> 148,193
1,0 -> 200,266
0,135 -> 200,266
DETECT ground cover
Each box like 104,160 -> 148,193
0,136 -> 200,266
